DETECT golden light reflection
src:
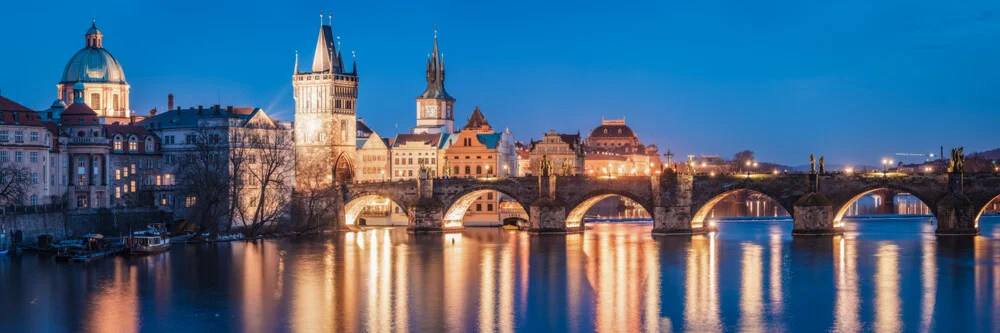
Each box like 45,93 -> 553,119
874,242 -> 901,333
919,235 -> 936,333
444,232 -> 469,332
478,247 -> 497,333
739,243 -> 764,332
86,259 -> 139,333
583,225 -> 662,332
684,233 -> 720,331
832,236 -> 859,333
768,228 -> 784,318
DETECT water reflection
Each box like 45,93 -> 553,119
4,220 -> 1000,332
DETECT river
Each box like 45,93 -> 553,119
2,216 -> 1000,332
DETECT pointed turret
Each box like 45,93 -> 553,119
311,19 -> 341,74
418,29 -> 452,100
293,50 -> 299,74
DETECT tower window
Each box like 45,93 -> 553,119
90,93 -> 101,110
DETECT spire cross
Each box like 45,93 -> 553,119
336,36 -> 342,50
328,11 -> 332,26
319,10 -> 323,25
433,22 -> 438,38
352,50 -> 356,60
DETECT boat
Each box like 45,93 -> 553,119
54,234 -> 124,262
124,224 -> 171,255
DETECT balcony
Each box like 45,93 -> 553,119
69,137 -> 110,145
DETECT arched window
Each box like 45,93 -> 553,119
128,136 -> 138,151
465,166 -> 471,175
113,135 -> 123,151
145,137 -> 154,152
454,166 -> 459,175
476,166 -> 482,174
113,94 -> 120,111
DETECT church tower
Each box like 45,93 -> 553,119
413,29 -> 455,134
293,13 -> 359,185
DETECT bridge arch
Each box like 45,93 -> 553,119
832,186 -> 937,227
442,187 -> 530,228
344,193 -> 408,226
565,190 -> 655,228
974,194 -> 1000,228
691,189 -> 791,229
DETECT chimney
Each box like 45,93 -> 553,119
226,106 -> 233,113
150,108 -> 157,117
409,127 -> 413,134
213,105 -> 221,114
167,93 -> 174,110
197,105 -> 203,114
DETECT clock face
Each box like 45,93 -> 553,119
424,105 -> 438,118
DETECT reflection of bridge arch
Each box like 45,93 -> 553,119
566,190 -> 654,228
832,186 -> 937,227
691,189 -> 791,229
442,188 -> 530,228
344,194 -> 408,226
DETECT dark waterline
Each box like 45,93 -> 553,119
3,216 -> 1000,332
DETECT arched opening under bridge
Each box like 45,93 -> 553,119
833,188 -> 935,228
443,189 -> 528,228
344,195 -> 407,226
975,194 -> 1000,229
691,189 -> 790,229
566,193 -> 653,228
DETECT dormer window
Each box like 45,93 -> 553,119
128,136 -> 138,151
145,137 -> 154,152
113,136 -> 123,151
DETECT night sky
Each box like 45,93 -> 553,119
1,0 -> 998,165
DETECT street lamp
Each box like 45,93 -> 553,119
503,164 -> 509,177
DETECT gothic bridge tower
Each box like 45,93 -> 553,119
293,13 -> 359,186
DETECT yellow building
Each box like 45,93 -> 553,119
442,107 -> 517,225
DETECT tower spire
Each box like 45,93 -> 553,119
352,50 -> 357,75
293,50 -> 299,74
319,10 -> 323,26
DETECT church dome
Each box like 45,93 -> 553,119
61,22 -> 126,84
589,122 -> 635,138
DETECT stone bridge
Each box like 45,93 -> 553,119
330,171 -> 1000,236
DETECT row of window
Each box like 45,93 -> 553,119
0,130 -> 46,144
395,157 -> 436,165
454,166 -> 494,175
0,151 -> 43,163
112,135 -> 155,152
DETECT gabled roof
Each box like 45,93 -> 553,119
392,133 -> 442,148
356,119 -> 373,137
0,96 -> 44,127
0,95 -> 33,112
138,106 -> 273,130
463,106 -> 491,130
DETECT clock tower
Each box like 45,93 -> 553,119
414,29 -> 454,134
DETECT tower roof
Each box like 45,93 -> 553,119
62,21 -> 126,84
311,23 -> 343,74
463,106 -> 491,131
418,30 -> 453,100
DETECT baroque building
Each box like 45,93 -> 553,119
527,130 -> 585,176
583,118 -> 661,177
58,21 -> 132,124
293,16 -> 359,186
413,30 -> 455,134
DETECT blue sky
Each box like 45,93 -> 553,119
1,0 -> 998,165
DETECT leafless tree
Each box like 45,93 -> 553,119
232,128 -> 295,236
0,161 -> 32,208
291,158 -> 337,233
176,128 -> 230,236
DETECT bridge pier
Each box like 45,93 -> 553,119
526,175 -> 579,233
406,198 -> 450,233
652,173 -> 710,235
935,173 -> 978,235
791,192 -> 843,236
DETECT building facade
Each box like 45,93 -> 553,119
441,107 -> 517,225
583,118 -> 661,177
293,19 -> 359,186
391,133 -> 447,180
528,130 -> 585,176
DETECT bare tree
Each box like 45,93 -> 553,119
176,128 -> 230,236
232,128 -> 295,236
291,158 -> 337,233
0,161 -> 32,207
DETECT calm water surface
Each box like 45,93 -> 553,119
3,217 -> 1000,332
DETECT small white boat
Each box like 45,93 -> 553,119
124,224 -> 171,255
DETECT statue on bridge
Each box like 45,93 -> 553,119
443,158 -> 452,178
540,154 -> 554,177
819,156 -> 825,174
949,147 -> 965,173
809,154 -> 816,174
561,158 -> 574,176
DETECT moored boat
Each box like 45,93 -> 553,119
54,234 -> 124,262
124,224 -> 171,255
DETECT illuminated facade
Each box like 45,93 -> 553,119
355,130 -> 391,183
442,107 -> 518,225
57,21 -> 132,124
391,133 -> 448,180
583,118 -> 661,176
293,16 -> 359,186
527,130 -> 584,176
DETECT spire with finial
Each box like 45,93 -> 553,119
418,24 -> 452,100
351,50 -> 357,74
319,10 -> 324,26
328,11 -> 332,26
85,18 -> 103,48
293,50 -> 299,74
